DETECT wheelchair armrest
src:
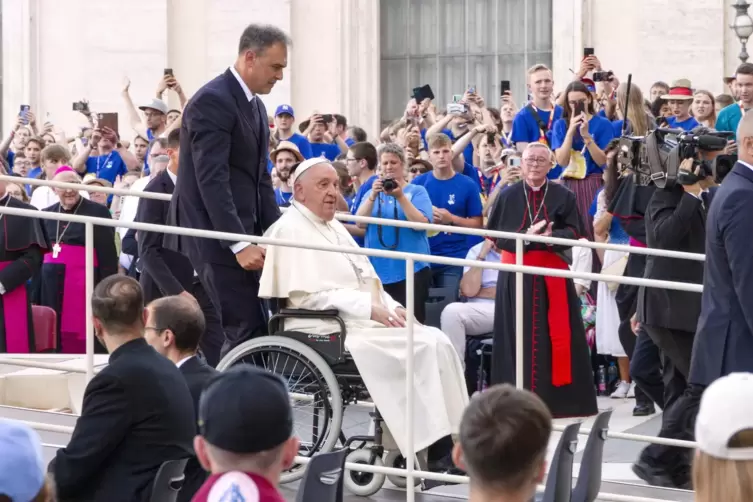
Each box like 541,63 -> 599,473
279,308 -> 340,317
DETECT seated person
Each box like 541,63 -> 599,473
452,384 -> 552,502
259,158 -> 469,467
440,239 -> 500,361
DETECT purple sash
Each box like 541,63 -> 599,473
44,244 -> 98,354
0,261 -> 30,353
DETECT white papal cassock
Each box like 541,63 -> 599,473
259,201 -> 469,456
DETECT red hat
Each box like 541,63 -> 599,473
661,79 -> 694,100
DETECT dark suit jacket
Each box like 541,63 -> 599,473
177,355 -> 220,502
636,184 -> 706,333
135,169 -> 194,303
51,338 -> 195,502
691,163 -> 753,386
164,69 -> 280,267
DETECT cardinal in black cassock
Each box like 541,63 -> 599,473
39,169 -> 118,354
486,144 -> 597,418
0,180 -> 49,353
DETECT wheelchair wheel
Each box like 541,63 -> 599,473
218,335 -> 343,483
384,450 -> 421,488
344,448 -> 386,496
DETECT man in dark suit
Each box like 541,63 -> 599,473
135,128 -> 223,366
48,276 -> 195,502
165,24 -> 288,359
145,294 -> 220,502
632,154 -> 716,489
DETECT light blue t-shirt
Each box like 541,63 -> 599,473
350,174 -> 377,247
363,184 -> 432,285
411,172 -> 483,264
550,114 -> 615,179
715,103 -> 743,139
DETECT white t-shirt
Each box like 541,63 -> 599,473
30,186 -> 89,210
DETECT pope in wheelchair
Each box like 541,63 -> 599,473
218,159 -> 469,494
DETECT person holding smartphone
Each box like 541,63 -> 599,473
551,80 -> 614,241
356,143 -> 433,322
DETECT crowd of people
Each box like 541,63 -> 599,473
1,21 -> 753,499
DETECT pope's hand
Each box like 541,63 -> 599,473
371,304 -> 406,328
236,245 -> 265,271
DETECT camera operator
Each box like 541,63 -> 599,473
632,137 -> 719,489
356,143 -> 433,322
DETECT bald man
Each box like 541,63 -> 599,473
259,158 -> 468,473
40,169 -> 118,353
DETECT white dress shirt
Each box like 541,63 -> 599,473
227,65 -> 256,255
175,355 -> 194,368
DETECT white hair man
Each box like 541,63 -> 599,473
260,157 -> 469,469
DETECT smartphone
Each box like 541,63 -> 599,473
468,85 -> 476,94
320,114 -> 333,123
500,80 -> 511,94
412,86 -> 423,101
583,47 -> 594,58
508,157 -> 522,168
574,101 -> 586,117
97,112 -> 119,136
452,94 -> 463,103
164,68 -> 173,76
19,105 -> 30,125
421,84 -> 435,101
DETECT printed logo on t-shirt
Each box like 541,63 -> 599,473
448,194 -> 455,205
207,471 -> 260,502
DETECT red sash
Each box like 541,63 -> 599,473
501,250 -> 572,387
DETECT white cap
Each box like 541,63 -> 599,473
289,157 -> 331,186
138,98 -> 168,115
695,372 -> 753,460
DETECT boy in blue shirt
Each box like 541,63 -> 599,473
661,79 -> 699,132
306,116 -> 347,161
512,64 -> 563,151
343,142 -> 379,246
716,63 -> 753,139
273,105 -> 314,159
413,133 -> 483,288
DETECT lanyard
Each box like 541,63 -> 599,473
530,104 -> 554,142
95,152 -> 113,178
501,130 -> 513,147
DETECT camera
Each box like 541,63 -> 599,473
382,178 -> 398,192
72,101 -> 88,113
593,71 -> 614,82
618,128 -> 731,188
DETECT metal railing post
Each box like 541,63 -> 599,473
404,258 -> 415,502
85,222 -> 94,382
515,238 -> 524,389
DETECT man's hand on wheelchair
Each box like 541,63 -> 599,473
371,304 -> 406,328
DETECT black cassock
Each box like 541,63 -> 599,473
40,198 -> 118,354
0,194 -> 49,353
487,181 -> 597,418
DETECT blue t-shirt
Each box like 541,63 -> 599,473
550,114 -> 615,179
363,184 -> 432,284
280,133 -> 313,159
7,150 -> 15,169
665,116 -> 699,132
345,137 -> 356,147
275,188 -> 293,206
85,150 -> 128,184
350,175 -> 377,247
310,142 -> 340,161
25,166 -> 42,195
589,188 -> 629,244
511,105 -> 564,146
412,172 -> 483,263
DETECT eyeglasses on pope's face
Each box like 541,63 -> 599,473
522,156 -> 550,166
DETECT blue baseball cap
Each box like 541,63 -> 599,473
275,104 -> 295,118
0,419 -> 45,501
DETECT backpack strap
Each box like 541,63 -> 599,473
525,103 -> 552,146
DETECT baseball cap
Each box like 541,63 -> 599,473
198,365 -> 293,454
139,98 -> 168,115
695,372 -> 753,460
270,141 -> 304,164
0,419 -> 45,501
275,104 -> 295,118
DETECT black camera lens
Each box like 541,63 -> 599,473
382,178 -> 398,192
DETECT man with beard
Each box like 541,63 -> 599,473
270,141 -> 304,207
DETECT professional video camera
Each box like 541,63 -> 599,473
618,129 -> 732,188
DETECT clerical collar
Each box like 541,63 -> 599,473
291,200 -> 329,225
526,180 -> 547,192
60,197 -> 84,212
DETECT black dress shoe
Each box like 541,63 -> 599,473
633,403 -> 656,416
632,460 -> 677,488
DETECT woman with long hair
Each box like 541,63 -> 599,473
692,90 -> 717,128
614,82 -> 654,136
551,80 -> 615,241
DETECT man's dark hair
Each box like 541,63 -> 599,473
148,296 -> 205,352
149,136 -> 168,150
348,126 -> 367,143
737,62 -> 753,77
334,114 -> 347,128
716,93 -> 735,109
92,276 -> 144,333
651,81 -> 669,91
167,128 -> 180,149
349,142 -> 378,170
459,384 -> 552,493
238,24 -> 292,55
25,137 -> 44,150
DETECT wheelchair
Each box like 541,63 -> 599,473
216,304 -> 423,496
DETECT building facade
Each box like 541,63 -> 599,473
1,0 -> 744,141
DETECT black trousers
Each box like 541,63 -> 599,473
191,278 -> 224,368
196,263 -> 267,360
383,267 -> 432,324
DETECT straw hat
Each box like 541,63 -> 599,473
270,141 -> 304,164
661,79 -> 694,100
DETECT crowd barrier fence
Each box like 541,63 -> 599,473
0,176 -> 703,501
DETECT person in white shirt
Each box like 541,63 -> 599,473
260,157 -> 469,464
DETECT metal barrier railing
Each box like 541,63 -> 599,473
0,177 -> 702,502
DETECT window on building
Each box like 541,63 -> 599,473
380,0 -> 553,126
